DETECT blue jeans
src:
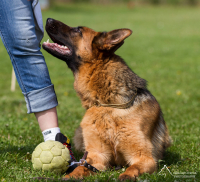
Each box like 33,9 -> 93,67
0,0 -> 58,113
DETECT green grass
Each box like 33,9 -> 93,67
0,3 -> 200,181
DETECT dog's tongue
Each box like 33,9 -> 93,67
43,39 -> 70,55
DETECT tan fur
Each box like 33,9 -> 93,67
43,19 -> 171,181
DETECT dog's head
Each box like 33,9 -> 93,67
42,18 -> 132,72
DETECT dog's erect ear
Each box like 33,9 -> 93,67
94,29 -> 132,51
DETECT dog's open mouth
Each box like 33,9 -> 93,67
42,39 -> 71,56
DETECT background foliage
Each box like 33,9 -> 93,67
56,0 -> 200,5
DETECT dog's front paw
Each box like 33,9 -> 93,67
118,173 -> 136,181
63,166 -> 94,179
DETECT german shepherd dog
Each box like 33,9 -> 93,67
43,18 -> 171,181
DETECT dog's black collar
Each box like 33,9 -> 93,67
83,161 -> 99,173
90,88 -> 137,109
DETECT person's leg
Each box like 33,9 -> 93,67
0,0 -> 76,161
36,107 -> 60,141
36,107 -> 59,131
0,0 -> 59,141
0,0 -> 57,112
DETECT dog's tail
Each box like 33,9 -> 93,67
151,113 -> 172,161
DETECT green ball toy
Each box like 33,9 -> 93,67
32,140 -> 71,173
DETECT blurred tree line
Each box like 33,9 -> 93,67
145,0 -> 198,5
55,0 -> 199,5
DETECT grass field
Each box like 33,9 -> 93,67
0,3 -> 200,182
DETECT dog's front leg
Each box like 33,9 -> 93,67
63,151 -> 109,180
64,165 -> 95,179
85,150 -> 110,170
118,155 -> 156,181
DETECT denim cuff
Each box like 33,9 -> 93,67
23,84 -> 58,114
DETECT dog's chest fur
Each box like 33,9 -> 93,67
74,55 -> 147,110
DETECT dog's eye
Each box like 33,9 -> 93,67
73,27 -> 82,36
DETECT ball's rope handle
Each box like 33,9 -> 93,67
70,151 -> 88,166
82,151 -> 88,160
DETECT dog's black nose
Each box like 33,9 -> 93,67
47,18 -> 54,24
